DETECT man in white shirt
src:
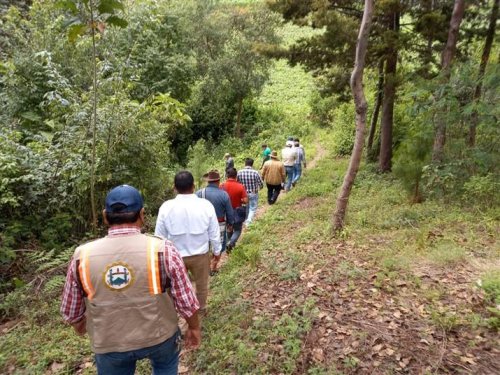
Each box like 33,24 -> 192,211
281,141 -> 297,192
155,171 -> 221,311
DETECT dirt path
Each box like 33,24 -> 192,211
216,143 -> 499,374
178,141 -> 330,372
254,141 -> 327,219
180,139 -> 499,374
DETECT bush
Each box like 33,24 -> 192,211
330,102 -> 355,156
463,174 -> 499,207
480,271 -> 500,305
393,127 -> 433,202
309,92 -> 337,127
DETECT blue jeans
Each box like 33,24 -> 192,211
285,166 -> 294,191
95,330 -> 180,375
245,193 -> 258,224
227,222 -> 243,247
293,164 -> 302,184
219,222 -> 227,252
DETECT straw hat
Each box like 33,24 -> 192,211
203,170 -> 221,182
270,151 -> 279,159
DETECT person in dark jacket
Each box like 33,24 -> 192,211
196,170 -> 234,273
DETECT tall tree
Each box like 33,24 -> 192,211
269,1 -> 412,169
366,59 -> 384,160
59,0 -> 128,232
379,8 -> 400,172
333,0 -> 374,231
468,0 -> 498,147
192,3 -> 280,139
431,0 -> 466,163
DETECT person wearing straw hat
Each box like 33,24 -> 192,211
261,151 -> 285,205
196,170 -> 234,273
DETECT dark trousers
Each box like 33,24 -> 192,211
266,183 -> 281,204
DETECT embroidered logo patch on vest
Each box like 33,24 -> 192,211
103,263 -> 134,291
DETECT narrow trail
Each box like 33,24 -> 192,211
178,141 -> 329,373
253,141 -> 327,220
185,139 -> 498,374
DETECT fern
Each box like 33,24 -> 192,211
26,247 -> 74,274
1,247 -> 74,319
43,275 -> 66,294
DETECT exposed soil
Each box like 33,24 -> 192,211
182,141 -> 499,374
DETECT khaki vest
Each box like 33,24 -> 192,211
74,233 -> 178,354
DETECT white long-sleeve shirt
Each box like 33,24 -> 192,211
155,194 -> 222,257
282,147 -> 297,166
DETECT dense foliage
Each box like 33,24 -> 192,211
0,0 -> 498,373
0,0 -> 280,303
0,0 -> 498,333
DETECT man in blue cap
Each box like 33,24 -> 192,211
61,185 -> 201,375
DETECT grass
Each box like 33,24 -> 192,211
1,135 -> 498,373
2,7 -> 499,373
0,300 -> 92,374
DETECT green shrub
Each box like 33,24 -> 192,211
393,127 -> 433,202
480,271 -> 500,305
428,241 -> 466,265
309,92 -> 337,127
330,102 -> 355,156
463,174 -> 500,206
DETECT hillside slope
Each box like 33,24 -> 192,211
184,133 -> 499,374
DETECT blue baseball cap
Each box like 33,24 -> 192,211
105,185 -> 143,213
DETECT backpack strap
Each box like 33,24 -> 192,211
202,188 -> 206,199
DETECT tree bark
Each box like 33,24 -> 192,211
468,0 -> 498,147
378,12 -> 399,172
367,59 -> 384,160
89,0 -> 98,234
235,97 -> 243,138
333,0 -> 374,232
432,0 -> 466,162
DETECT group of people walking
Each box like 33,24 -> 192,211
60,137 -> 306,374
261,137 -> 307,204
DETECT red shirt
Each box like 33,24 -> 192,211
222,179 -> 247,208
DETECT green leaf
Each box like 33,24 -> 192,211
68,23 -> 88,42
106,15 -> 128,28
20,111 -> 42,122
56,0 -> 78,14
97,0 -> 125,14
13,277 -> 26,289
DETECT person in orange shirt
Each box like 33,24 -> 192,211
221,168 -> 248,252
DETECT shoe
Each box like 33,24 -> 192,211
210,270 -> 219,277
226,243 -> 234,254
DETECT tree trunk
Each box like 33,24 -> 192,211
235,97 -> 243,138
378,12 -> 399,172
432,0 -> 466,162
422,0 -> 435,78
333,0 -> 374,232
367,59 -> 384,160
468,0 -> 498,147
89,0 -> 98,234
